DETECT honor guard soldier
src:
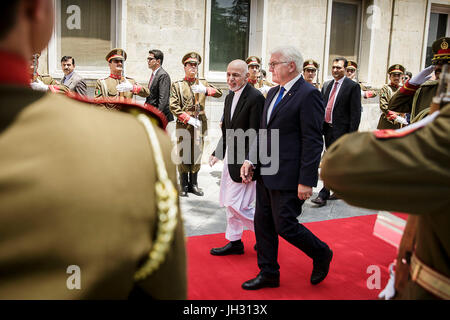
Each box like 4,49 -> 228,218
377,64 -> 407,129
345,60 -> 358,80
303,59 -> 320,89
389,37 -> 450,123
170,52 -> 222,197
95,48 -> 149,110
29,53 -> 69,93
246,55 -> 274,96
346,60 -> 377,99
321,67 -> 450,300
0,0 -> 186,299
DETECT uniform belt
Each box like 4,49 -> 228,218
324,122 -> 333,127
186,111 -> 205,116
410,253 -> 450,299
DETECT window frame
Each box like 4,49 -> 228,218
48,0 -> 127,80
204,0 -> 266,82
323,0 -> 362,81
422,1 -> 450,69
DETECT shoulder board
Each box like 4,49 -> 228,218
65,92 -> 167,130
373,111 -> 440,139
421,80 -> 439,87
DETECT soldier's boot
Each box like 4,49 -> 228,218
188,172 -> 204,196
179,173 -> 189,197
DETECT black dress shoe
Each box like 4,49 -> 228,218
180,186 -> 189,197
310,249 -> 333,285
189,184 -> 204,196
210,241 -> 244,256
242,274 -> 280,290
329,193 -> 339,200
188,172 -> 204,196
311,196 -> 327,207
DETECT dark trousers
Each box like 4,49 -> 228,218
255,179 -> 330,277
318,122 -> 336,200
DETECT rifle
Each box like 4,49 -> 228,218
193,68 -> 202,146
119,60 -> 125,99
32,54 -> 39,82
315,65 -> 320,89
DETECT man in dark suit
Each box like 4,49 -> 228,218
240,46 -> 333,290
209,60 -> 265,256
145,49 -> 173,122
61,56 -> 87,96
311,57 -> 362,207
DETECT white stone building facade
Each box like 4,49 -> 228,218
38,0 -> 450,148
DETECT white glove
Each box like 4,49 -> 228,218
258,85 -> 270,95
378,263 -> 396,300
209,155 -> 219,167
409,65 -> 434,86
187,117 -> 201,128
116,79 -> 134,92
394,115 -> 408,125
191,82 -> 207,94
30,78 -> 49,92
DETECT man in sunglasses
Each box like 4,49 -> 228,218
95,48 -> 149,110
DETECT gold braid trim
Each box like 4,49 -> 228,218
132,112 -> 179,281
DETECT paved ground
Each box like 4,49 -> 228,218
180,163 -> 377,237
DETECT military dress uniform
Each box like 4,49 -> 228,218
29,53 -> 69,94
246,56 -> 274,95
346,60 -> 377,99
303,59 -> 320,89
321,100 -> 450,299
95,48 -> 149,110
389,37 -> 449,123
170,52 -> 222,196
0,51 -> 186,299
34,73 -> 69,93
377,64 -> 406,129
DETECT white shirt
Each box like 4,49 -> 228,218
267,73 -> 302,123
230,84 -> 246,121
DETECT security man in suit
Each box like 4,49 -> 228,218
0,0 -> 186,299
95,48 -> 150,110
170,52 -> 222,197
246,55 -> 274,96
61,55 -> 88,96
303,59 -> 320,89
29,53 -> 69,93
311,56 -> 362,207
321,68 -> 450,300
145,49 -> 173,122
389,37 -> 449,123
377,64 -> 407,129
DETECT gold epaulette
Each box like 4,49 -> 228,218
421,80 -> 439,87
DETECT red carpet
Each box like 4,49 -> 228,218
187,215 -> 397,300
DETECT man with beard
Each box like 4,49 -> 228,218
209,59 -> 264,256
